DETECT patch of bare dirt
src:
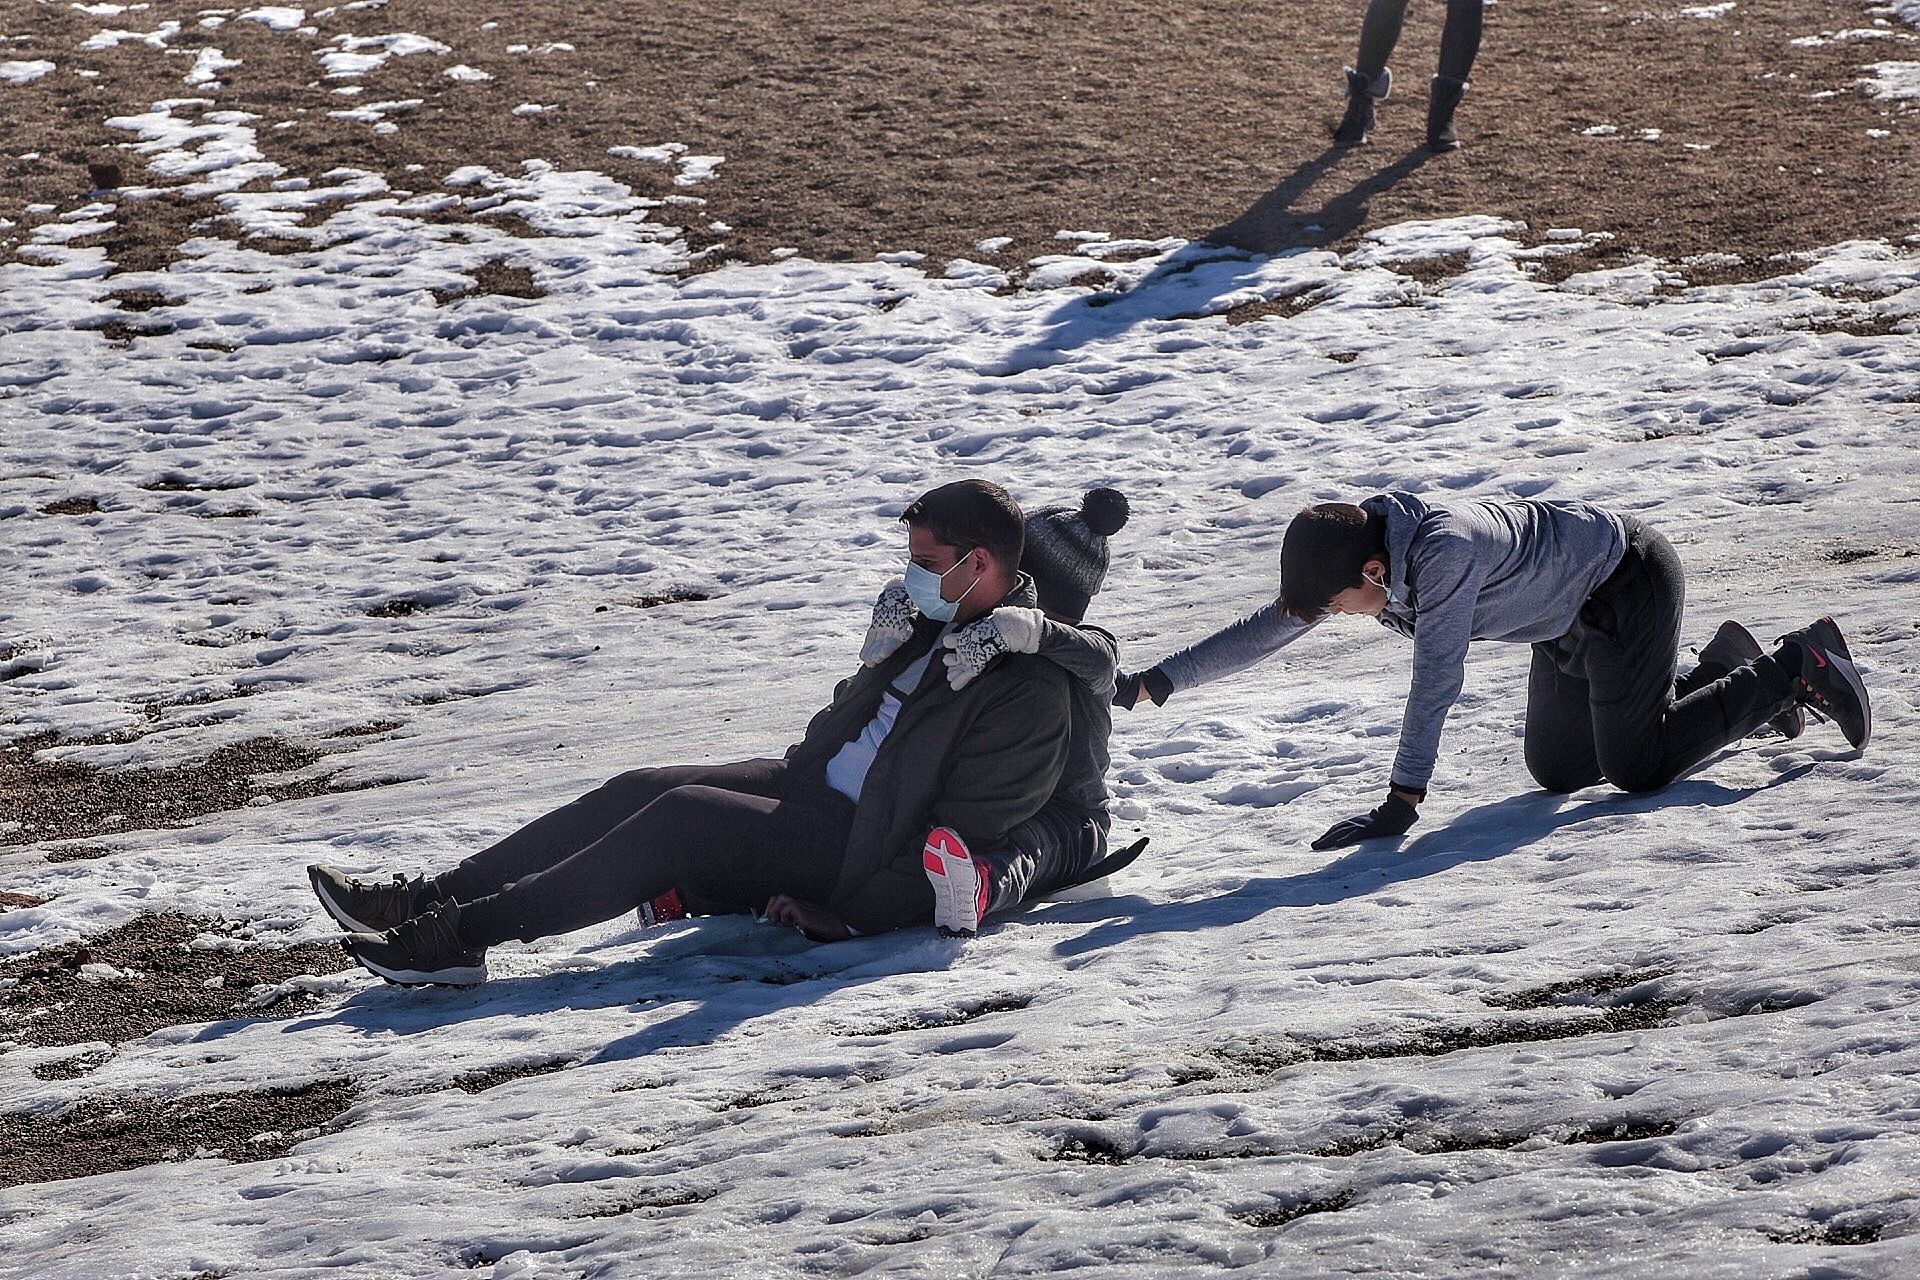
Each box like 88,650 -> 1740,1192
0,912 -> 352,1052
1211,995 -> 1689,1068
1234,1190 -> 1358,1228
595,589 -> 714,613
448,1058 -> 579,1094
1764,1217 -> 1887,1246
0,1079 -> 357,1188
840,992 -> 1034,1036
2,2 -> 1914,284
1481,968 -> 1670,1011
0,728 -> 410,848
1383,250 -> 1474,285
40,844 -> 114,864
37,497 -> 103,516
431,258 -> 549,305
1221,291 -> 1327,326
575,1186 -> 721,1218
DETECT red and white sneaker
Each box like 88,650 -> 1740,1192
637,888 -> 687,928
923,827 -> 988,936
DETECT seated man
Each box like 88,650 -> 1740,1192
1116,493 -> 1869,850
311,479 -> 1073,986
638,487 -> 1140,939
894,488 -> 1144,934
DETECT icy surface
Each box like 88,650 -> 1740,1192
238,6 -> 309,31
1859,60 -> 1920,97
0,6 -> 1918,1280
1,58 -> 56,84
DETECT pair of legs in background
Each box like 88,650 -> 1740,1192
1336,0 -> 1485,151
1523,518 -> 1869,795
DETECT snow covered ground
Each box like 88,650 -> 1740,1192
3,7 -> 1920,1280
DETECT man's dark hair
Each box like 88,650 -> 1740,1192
901,479 -> 1025,567
1279,502 -> 1388,621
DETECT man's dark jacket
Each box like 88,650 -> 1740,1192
784,574 -> 1072,934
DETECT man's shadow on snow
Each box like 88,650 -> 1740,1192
1051,764 -> 1821,959
986,145 -> 1433,376
268,918 -> 973,1061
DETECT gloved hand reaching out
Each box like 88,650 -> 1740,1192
942,607 -> 1044,690
1311,791 -> 1420,851
860,576 -> 919,666
1112,667 -> 1173,709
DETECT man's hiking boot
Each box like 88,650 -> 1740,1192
309,864 -> 432,934
1334,67 -> 1390,147
1694,619 -> 1805,740
1777,616 -> 1871,750
923,827 -> 989,936
637,888 -> 687,928
342,900 -> 487,988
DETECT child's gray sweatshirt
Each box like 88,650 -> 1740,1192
1153,492 -> 1627,791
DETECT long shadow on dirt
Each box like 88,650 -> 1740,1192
1207,145 -> 1436,255
990,146 -> 1433,371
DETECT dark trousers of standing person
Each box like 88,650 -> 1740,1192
1355,0 -> 1484,82
978,806 -> 1108,917
1523,519 -> 1800,794
427,759 -> 853,948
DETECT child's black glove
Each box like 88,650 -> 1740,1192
1311,792 -> 1419,850
1112,667 -> 1172,709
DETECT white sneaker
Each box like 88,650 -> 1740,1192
922,827 -> 987,936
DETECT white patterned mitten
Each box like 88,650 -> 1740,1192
860,576 -> 919,666
942,607 -> 1044,690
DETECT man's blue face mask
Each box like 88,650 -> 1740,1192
904,549 -> 980,623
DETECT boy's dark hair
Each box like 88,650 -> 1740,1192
1279,502 -> 1389,621
901,479 -> 1025,567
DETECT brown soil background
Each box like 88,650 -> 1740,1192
2,0 -> 1916,280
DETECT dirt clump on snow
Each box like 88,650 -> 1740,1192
1,912 -> 351,1053
1,1 -> 1913,284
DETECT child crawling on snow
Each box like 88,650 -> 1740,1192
1116,493 -> 1869,850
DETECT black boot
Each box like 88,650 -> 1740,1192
1334,67 -> 1390,147
1427,75 -> 1468,152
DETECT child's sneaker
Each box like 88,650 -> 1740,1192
637,889 -> 687,928
923,827 -> 987,936
1778,616 -> 1870,750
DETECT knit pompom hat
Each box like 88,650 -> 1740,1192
1021,488 -> 1129,622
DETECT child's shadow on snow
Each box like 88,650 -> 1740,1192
1053,766 -> 1819,958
